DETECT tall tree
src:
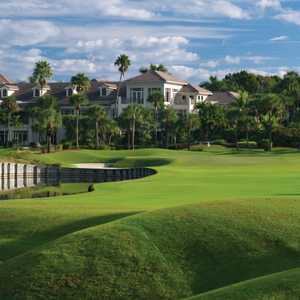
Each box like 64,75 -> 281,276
70,94 -> 89,149
195,102 -> 225,145
140,64 -> 168,73
253,93 -> 285,151
148,92 -> 164,145
0,96 -> 20,147
115,54 -> 131,112
230,90 -> 251,147
30,60 -> 53,90
182,113 -> 200,150
71,73 -> 91,93
161,106 -> 178,148
120,104 -> 143,151
87,105 -> 108,148
29,96 -> 61,153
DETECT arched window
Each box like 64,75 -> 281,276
2,88 -> 8,98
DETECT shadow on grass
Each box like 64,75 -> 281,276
214,148 -> 300,156
0,211 -> 140,263
113,158 -> 174,168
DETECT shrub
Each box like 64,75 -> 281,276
88,184 -> 95,192
237,140 -> 257,149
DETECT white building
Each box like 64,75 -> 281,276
118,70 -> 212,115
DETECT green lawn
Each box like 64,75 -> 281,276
1,147 -> 300,299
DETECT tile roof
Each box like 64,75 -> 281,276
0,74 -> 14,85
13,81 -> 123,107
206,91 -> 239,105
126,70 -> 187,85
180,84 -> 212,95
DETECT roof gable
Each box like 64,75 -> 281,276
126,70 -> 187,85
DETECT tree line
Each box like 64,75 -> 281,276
2,57 -> 300,152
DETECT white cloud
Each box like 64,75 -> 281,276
275,10 -> 300,26
224,55 -> 241,64
256,0 -> 281,10
270,35 -> 288,41
0,19 -> 59,46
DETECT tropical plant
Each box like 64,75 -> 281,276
140,64 -> 168,73
70,94 -> 89,149
195,102 -> 226,145
182,113 -> 200,150
148,92 -> 164,144
114,54 -> 131,111
252,93 -> 285,151
70,73 -> 91,94
161,106 -> 178,148
0,96 -> 20,147
120,104 -> 143,150
87,105 -> 108,148
30,60 -> 53,90
29,95 -> 62,153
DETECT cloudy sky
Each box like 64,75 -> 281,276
1,0 -> 300,83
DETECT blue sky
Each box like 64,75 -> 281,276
0,0 -> 300,83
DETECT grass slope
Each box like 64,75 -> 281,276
1,147 -> 300,299
186,268 -> 300,300
1,200 -> 300,299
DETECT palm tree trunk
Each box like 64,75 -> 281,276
76,109 -> 79,149
47,132 -> 51,153
132,116 -> 136,151
155,106 -> 158,146
6,114 -> 11,147
95,121 -> 99,149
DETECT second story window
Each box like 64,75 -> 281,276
165,88 -> 171,102
66,88 -> 73,97
33,88 -> 40,97
2,88 -> 8,98
102,88 -> 107,96
130,88 -> 144,104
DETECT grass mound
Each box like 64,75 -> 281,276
1,199 -> 300,300
186,268 -> 300,300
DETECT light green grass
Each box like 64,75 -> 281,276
1,147 -> 300,299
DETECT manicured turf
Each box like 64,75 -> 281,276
0,147 -> 300,299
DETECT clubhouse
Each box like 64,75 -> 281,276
0,71 -> 238,145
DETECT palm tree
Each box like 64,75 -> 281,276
140,64 -> 168,73
161,106 -> 178,148
70,94 -> 89,149
30,60 -> 53,91
0,96 -> 20,147
226,108 -> 240,150
121,104 -> 143,151
71,73 -> 91,93
114,54 -> 131,111
147,92 -> 164,145
253,93 -> 285,151
106,119 -> 120,146
231,90 -> 250,147
29,96 -> 61,153
88,105 -> 108,148
183,113 -> 199,150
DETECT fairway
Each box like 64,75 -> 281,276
1,147 -> 300,299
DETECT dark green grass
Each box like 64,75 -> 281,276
1,147 -> 300,299
1,200 -> 300,299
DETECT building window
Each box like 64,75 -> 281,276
165,88 -> 171,102
148,87 -> 161,96
33,89 -> 40,97
130,88 -> 144,104
182,95 -> 186,100
172,89 -> 179,100
66,88 -> 74,97
2,89 -> 8,98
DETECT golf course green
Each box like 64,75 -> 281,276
1,147 -> 300,299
